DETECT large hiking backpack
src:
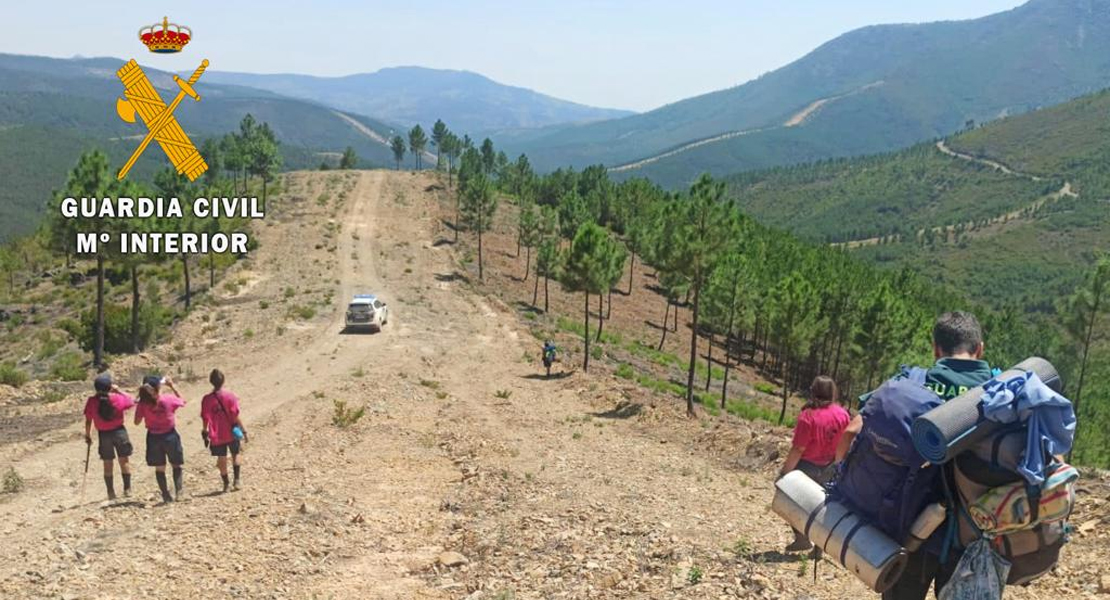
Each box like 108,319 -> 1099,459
830,368 -> 944,545
951,423 -> 1076,585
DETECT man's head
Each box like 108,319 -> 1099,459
932,311 -> 984,359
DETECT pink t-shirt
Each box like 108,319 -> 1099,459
83,393 -> 136,431
201,389 -> 241,446
791,403 -> 850,465
135,394 -> 185,434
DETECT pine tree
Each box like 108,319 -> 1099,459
518,196 -> 540,282
339,146 -> 358,169
770,272 -> 822,424
665,174 -> 739,416
431,119 -> 448,169
534,207 -> 560,311
409,125 -> 428,170
48,150 -> 115,367
390,136 -> 406,170
460,171 -> 498,280
561,222 -> 616,372
1061,256 -> 1109,458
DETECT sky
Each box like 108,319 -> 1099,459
1,1 -> 1028,112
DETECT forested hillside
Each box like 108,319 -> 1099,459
726,83 -> 1110,314
726,144 -> 1058,243
505,0 -> 1110,187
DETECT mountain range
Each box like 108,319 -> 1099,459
204,66 -> 634,135
501,0 -> 1110,188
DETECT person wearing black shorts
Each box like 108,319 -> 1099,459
82,374 -> 137,500
200,369 -> 248,492
134,376 -> 187,503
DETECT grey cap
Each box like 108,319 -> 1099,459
94,373 -> 112,392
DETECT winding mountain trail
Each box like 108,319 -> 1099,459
834,141 -> 1077,249
609,82 -> 884,174
0,170 -> 1104,599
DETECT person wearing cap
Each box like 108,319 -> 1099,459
200,369 -> 248,492
83,374 -> 137,500
134,375 -> 187,503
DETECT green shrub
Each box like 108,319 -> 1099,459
332,399 -> 365,427
78,301 -> 168,354
494,389 -> 512,399
754,382 -> 777,395
1,467 -> 23,493
614,363 -> 634,379
259,300 -> 270,310
288,305 -> 316,320
57,318 -> 82,340
0,362 -> 28,387
50,352 -> 86,381
35,331 -> 64,360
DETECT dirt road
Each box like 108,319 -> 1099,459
0,170 -> 1104,599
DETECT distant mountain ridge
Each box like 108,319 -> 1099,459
504,0 -> 1110,187
204,66 -> 634,134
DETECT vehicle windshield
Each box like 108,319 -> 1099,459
348,303 -> 373,313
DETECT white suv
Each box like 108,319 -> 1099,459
345,294 -> 389,332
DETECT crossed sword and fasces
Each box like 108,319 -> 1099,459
115,58 -> 210,181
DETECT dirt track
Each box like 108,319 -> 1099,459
0,170 -> 1105,599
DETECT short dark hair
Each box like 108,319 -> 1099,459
933,311 -> 983,356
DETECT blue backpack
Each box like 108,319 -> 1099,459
830,368 -> 944,546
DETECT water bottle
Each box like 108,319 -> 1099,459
904,503 -> 947,552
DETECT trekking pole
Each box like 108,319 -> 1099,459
80,440 -> 91,502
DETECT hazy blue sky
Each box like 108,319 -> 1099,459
2,1 -> 1027,112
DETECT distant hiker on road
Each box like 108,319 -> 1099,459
134,375 -> 187,504
777,375 -> 849,553
83,373 -> 136,500
200,369 -> 247,493
834,311 -> 995,600
542,340 -> 558,376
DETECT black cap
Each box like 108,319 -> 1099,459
94,373 -> 112,392
143,375 -> 162,388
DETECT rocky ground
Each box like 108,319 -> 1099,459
0,170 -> 1106,599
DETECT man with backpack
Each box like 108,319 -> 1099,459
833,311 -> 995,600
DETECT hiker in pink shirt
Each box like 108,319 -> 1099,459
200,369 -> 248,493
82,373 -> 136,500
134,375 -> 186,504
777,375 -> 850,552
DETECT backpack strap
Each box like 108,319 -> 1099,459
901,366 -> 928,386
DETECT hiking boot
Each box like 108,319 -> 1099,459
784,539 -> 813,553
161,491 -> 174,504
107,491 -> 117,501
222,481 -> 230,494
232,479 -> 241,491
123,488 -> 131,498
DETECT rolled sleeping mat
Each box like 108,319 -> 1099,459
911,357 -> 1062,464
772,471 -> 908,593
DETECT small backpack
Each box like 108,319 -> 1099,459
951,423 -> 1076,585
831,367 -> 944,545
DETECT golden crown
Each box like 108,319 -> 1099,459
139,17 -> 192,54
